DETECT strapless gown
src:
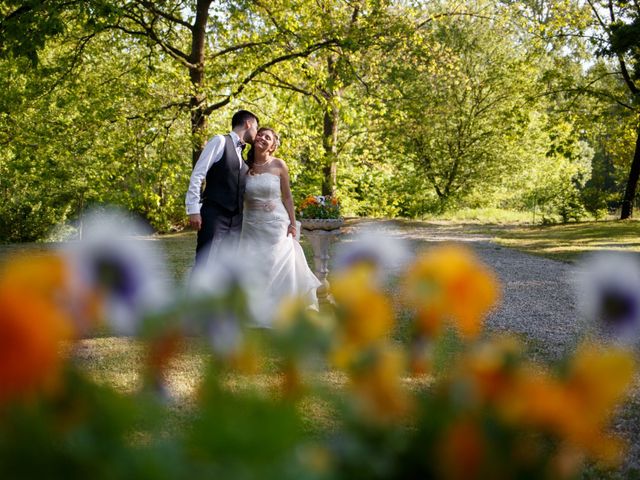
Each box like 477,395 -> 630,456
239,173 -> 320,325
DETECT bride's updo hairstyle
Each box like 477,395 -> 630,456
247,127 -> 280,169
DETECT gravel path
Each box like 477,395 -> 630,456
343,219 -> 584,361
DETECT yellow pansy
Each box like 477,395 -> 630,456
0,253 -> 70,307
566,343 -> 635,419
403,244 -> 499,340
462,335 -> 522,404
349,345 -> 412,422
330,264 -> 395,361
494,343 -> 634,467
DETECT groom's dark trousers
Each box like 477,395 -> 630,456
194,203 -> 242,267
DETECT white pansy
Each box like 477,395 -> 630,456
574,252 -> 640,343
63,208 -> 171,336
187,240 -> 270,330
207,314 -> 243,358
334,227 -> 412,277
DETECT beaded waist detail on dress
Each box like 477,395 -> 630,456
245,200 -> 277,212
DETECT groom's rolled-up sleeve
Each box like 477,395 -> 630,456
185,135 -> 225,215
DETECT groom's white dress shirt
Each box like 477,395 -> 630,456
185,131 -> 245,215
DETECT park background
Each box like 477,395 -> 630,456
1,0 -> 639,242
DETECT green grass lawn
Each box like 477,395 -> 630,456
482,219 -> 640,262
152,231 -> 198,281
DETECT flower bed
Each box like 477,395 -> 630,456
0,210 -> 635,479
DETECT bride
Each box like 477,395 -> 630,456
239,126 -> 321,325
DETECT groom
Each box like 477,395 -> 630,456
185,110 -> 259,267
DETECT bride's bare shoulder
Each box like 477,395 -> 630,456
272,157 -> 288,169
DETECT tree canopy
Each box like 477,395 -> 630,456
1,0 -> 639,241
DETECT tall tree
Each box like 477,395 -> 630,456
249,0 -> 406,195
585,0 -> 640,218
378,2 -> 539,209
512,0 -> 640,218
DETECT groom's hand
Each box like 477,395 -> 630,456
189,214 -> 202,231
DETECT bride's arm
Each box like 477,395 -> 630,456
277,160 -> 297,238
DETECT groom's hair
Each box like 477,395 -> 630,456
231,110 -> 259,128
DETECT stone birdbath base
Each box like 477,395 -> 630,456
300,218 -> 344,304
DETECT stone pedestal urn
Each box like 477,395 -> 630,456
300,218 -> 344,304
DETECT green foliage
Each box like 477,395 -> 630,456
188,376 -> 312,480
0,16 -> 193,241
0,193 -> 70,243
0,1 -> 67,65
580,186 -> 609,221
581,146 -> 620,219
602,7 -> 640,80
378,1 -> 543,209
0,368 -> 156,480
4,0 -> 639,239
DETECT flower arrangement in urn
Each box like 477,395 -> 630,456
298,195 -> 341,219
297,195 -> 343,230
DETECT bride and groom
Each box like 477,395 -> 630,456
185,110 -> 321,323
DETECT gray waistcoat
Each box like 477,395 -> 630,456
201,135 -> 248,214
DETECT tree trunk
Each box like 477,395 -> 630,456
322,100 -> 338,196
620,124 -> 640,219
190,91 -> 207,168
321,56 -> 338,196
189,0 -> 212,168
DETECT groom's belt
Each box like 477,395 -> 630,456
245,200 -> 277,212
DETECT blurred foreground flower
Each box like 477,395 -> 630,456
575,252 -> 640,342
403,243 -> 500,339
497,343 -> 634,466
349,345 -> 413,422
272,297 -> 335,396
0,224 -> 635,479
186,242 -> 266,370
188,240 -> 268,327
63,210 -> 170,336
0,254 -> 74,403
334,228 -> 411,280
330,264 -> 395,368
426,336 -> 634,477
329,261 -> 412,423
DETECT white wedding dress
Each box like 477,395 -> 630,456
239,172 -> 321,325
